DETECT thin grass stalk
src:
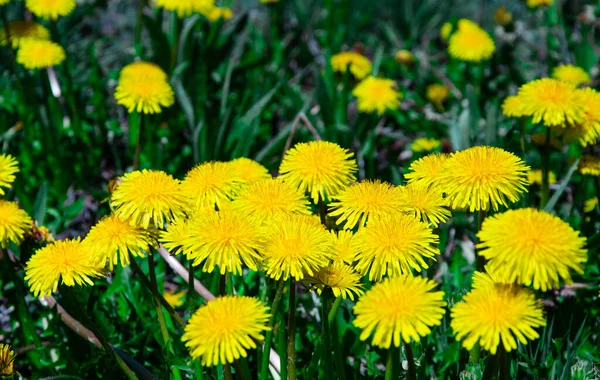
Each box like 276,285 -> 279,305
287,279 -> 297,380
277,307 -> 287,380
148,253 -> 170,348
259,279 -> 286,380
541,127 -> 551,207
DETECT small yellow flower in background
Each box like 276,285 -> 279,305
228,157 -> 271,184
426,84 -> 450,111
354,276 -> 446,348
0,21 -> 50,49
163,289 -> 186,308
260,0 -> 279,3
552,64 -> 591,86
578,155 -> 600,176
305,261 -> 364,300
160,218 -> 192,255
394,49 -> 415,66
494,6 -> 513,26
352,76 -> 402,114
16,40 -> 65,69
231,178 -> 311,225
527,169 -> 556,186
353,214 -> 440,281
451,272 -> 546,355
279,141 -> 357,203
84,214 -> 156,269
25,238 -> 104,298
180,210 -> 262,275
0,200 -> 32,248
182,296 -> 270,366
502,95 -> 525,118
111,170 -> 187,229
554,88 -> 600,147
181,161 -> 244,211
202,7 -> 233,22
0,343 -> 15,376
329,180 -> 406,230
440,22 -> 453,41
156,0 -> 213,18
404,153 -> 449,188
0,0 -> 9,5
260,214 -> 333,281
478,208 -> 587,291
400,182 -> 451,227
119,61 -> 168,82
330,230 -> 355,264
331,51 -> 372,80
411,137 -> 441,153
440,146 -> 529,212
526,0 -> 553,9
584,197 -> 598,213
448,19 -> 495,62
114,62 -> 174,114
26,0 -> 75,20
531,132 -> 562,149
0,153 -> 18,195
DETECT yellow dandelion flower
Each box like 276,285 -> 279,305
202,7 -> 233,22
181,210 -> 262,275
25,0 -> 75,20
531,132 -> 563,149
0,0 -> 8,5
555,88 -> 600,146
440,22 -> 453,41
119,61 -> 168,82
439,146 -> 529,212
354,276 -> 446,348
0,154 -> 18,195
25,238 -> 104,298
231,178 -> 310,225
502,95 -> 525,118
494,6 -> 513,26
515,78 -> 585,127
552,64 -> 591,86
305,261 -> 364,300
115,71 -> 174,114
228,157 -> 271,184
156,0 -> 213,18
0,21 -> 50,49
584,197 -> 598,213
330,51 -> 372,80
84,214 -> 156,269
404,153 -> 449,188
400,183 -> 451,227
182,296 -> 270,366
411,137 -> 441,153
160,217 -> 193,255
394,49 -> 415,66
451,271 -> 546,354
111,170 -> 187,229
329,180 -> 406,229
163,289 -> 186,308
330,230 -> 355,264
16,39 -> 65,69
526,0 -> 553,9
478,208 -> 587,291
448,19 -> 495,62
181,161 -> 245,210
279,141 -> 357,203
426,84 -> 450,110
527,169 -> 556,186
352,76 -> 402,114
260,214 -> 333,281
353,214 -> 440,281
0,200 -> 32,249
578,155 -> 600,176
0,344 -> 15,376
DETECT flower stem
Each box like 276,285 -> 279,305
306,296 -> 343,378
541,127 -> 551,208
498,345 -> 508,380
148,253 -> 170,348
187,261 -> 195,313
482,352 -> 498,380
134,0 -> 146,57
318,196 -> 327,225
405,341 -> 417,380
287,279 -> 297,380
322,291 -> 334,380
476,209 -> 487,271
225,272 -> 234,295
223,362 -> 233,380
259,279 -> 286,380
385,345 -> 398,380
133,112 -> 145,170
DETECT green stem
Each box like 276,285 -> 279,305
278,308 -> 287,380
520,120 -> 526,156
133,112 -> 145,170
482,352 -> 498,380
331,312 -> 346,380
134,0 -> 146,57
259,280 -> 286,380
475,209 -> 487,272
148,253 -> 170,348
223,363 -> 233,380
540,127 -> 551,208
169,14 -> 182,73
187,261 -> 195,313
405,342 -> 417,380
322,291 -> 333,379
385,345 -> 398,380
306,296 -> 343,378
225,272 -> 234,295
498,345 -> 508,380
318,196 -> 327,225
287,279 -> 297,380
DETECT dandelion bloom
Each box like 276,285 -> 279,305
114,63 -> 174,114
84,214 -> 156,269
329,180 -> 406,229
478,208 -> 587,291
156,0 -> 213,18
426,84 -> 450,110
260,214 -> 333,281
394,49 -> 415,66
0,200 -> 32,248
400,182 -> 451,227
202,7 -> 233,22
448,19 -> 495,62
119,61 -> 168,82
352,76 -> 402,114
501,95 -> 525,118
330,51 -> 372,80
160,218 -> 192,255
0,21 -> 50,49
25,239 -> 104,298
330,230 -> 355,264
531,132 -> 562,149
180,210 -> 262,275
182,296 -> 270,366
411,137 -> 441,153
514,78 -> 585,127
354,276 -> 446,348
526,0 -> 553,8
279,141 -> 357,203
228,157 -> 271,184
527,169 -> 556,186
231,178 -> 310,225
16,40 -> 65,69
0,154 -> 18,195
440,22 -> 453,41
305,261 -> 364,300
404,153 -> 449,188
111,170 -> 187,229
584,197 -> 598,213
163,289 -> 186,308
578,155 -> 600,176
0,343 -> 15,376
552,64 -> 591,86
26,0 -> 75,19
181,161 -> 245,210
440,146 -> 529,212
353,214 -> 439,281
555,88 -> 600,146
451,272 -> 546,354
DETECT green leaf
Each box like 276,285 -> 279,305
32,182 -> 47,225
544,158 -> 579,212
